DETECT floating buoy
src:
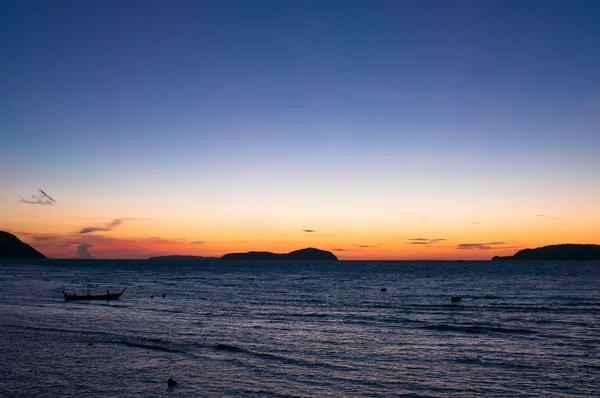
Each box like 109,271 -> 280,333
380,288 -> 387,292
451,296 -> 462,302
167,378 -> 177,386
150,295 -> 154,298
162,294 -> 165,298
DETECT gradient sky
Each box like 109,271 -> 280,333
1,0 -> 599,260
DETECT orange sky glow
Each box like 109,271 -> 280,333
2,204 -> 599,260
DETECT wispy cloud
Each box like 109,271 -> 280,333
32,235 -> 59,242
22,230 -> 210,259
407,238 -> 446,246
77,244 -> 94,259
331,248 -> 349,252
79,219 -> 126,234
353,243 -> 383,249
301,229 -> 316,233
19,189 -> 57,205
456,242 -> 507,250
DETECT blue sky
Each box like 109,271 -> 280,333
1,0 -> 599,259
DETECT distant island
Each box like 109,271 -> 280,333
221,247 -> 338,261
0,231 -> 47,259
492,244 -> 600,261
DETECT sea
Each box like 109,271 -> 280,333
0,259 -> 598,397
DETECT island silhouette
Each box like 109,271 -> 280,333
221,247 -> 338,261
492,244 -> 600,260
149,248 -> 337,262
0,231 -> 47,259
2,230 -> 598,261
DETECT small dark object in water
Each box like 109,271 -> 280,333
167,378 -> 177,386
62,288 -> 125,301
162,294 -> 165,298
150,295 -> 154,298
451,296 -> 462,302
380,288 -> 387,292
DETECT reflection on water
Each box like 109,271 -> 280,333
1,260 -> 599,397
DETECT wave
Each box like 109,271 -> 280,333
453,356 -> 537,369
215,343 -> 247,353
121,340 -> 181,353
422,324 -> 537,335
289,312 -> 331,318
212,343 -> 354,371
581,364 -> 600,370
470,295 -> 501,300
561,302 -> 600,307
1,323 -> 187,354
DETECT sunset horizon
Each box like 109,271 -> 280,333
2,1 -> 599,260
1,221 -> 597,261
2,2 -> 599,396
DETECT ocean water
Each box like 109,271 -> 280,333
0,260 -> 599,397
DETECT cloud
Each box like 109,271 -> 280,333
537,214 -> 546,217
191,241 -> 205,244
32,235 -> 59,242
407,238 -> 446,246
301,229 -> 316,233
21,229 -> 211,259
353,243 -> 383,249
19,189 -> 57,205
471,221 -> 481,224
77,244 -> 94,259
79,226 -> 109,234
456,242 -> 507,250
331,248 -> 349,252
79,218 -> 126,234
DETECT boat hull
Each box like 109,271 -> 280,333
63,294 -> 122,301
62,288 -> 125,301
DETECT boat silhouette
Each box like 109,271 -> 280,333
62,288 -> 126,301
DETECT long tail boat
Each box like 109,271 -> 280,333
62,288 -> 126,301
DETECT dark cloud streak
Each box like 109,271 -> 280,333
407,238 -> 446,246
19,189 -> 57,205
79,218 -> 127,234
32,235 -> 59,242
456,242 -> 507,250
353,243 -> 383,248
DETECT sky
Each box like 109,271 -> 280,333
1,0 -> 599,260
